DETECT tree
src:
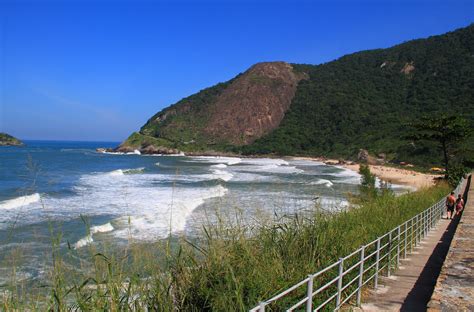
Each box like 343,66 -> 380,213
359,164 -> 377,199
407,114 -> 471,182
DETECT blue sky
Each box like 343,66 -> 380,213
1,0 -> 473,142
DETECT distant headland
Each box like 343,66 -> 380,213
0,133 -> 24,146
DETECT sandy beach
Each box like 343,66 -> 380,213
343,163 -> 440,189
292,157 -> 441,189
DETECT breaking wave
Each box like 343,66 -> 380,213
91,222 -> 114,234
74,235 -> 93,249
309,179 -> 334,187
0,193 -> 41,210
74,222 -> 115,249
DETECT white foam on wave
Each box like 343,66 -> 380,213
106,167 -> 145,176
188,156 -> 242,165
123,167 -> 145,174
241,158 -> 290,166
0,193 -> 41,210
101,149 -> 142,156
317,197 -> 350,209
329,166 -> 361,184
211,163 -> 227,169
74,223 -> 114,249
113,185 -> 229,240
108,169 -> 124,176
210,169 -> 233,182
91,222 -> 114,234
310,179 -> 334,187
235,158 -> 303,174
74,235 -> 93,249
68,170 -> 229,240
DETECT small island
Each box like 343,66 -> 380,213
0,133 -> 24,146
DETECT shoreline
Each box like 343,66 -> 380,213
97,149 -> 440,190
291,156 -> 441,189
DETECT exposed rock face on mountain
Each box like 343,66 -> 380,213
130,62 -> 306,151
121,24 -> 474,164
203,62 -> 307,145
0,133 -> 23,146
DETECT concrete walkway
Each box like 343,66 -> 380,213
358,178 -> 470,312
428,175 -> 473,311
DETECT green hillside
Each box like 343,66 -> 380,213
123,24 -> 474,166
243,24 -> 474,165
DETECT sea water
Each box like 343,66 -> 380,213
0,140 -> 409,286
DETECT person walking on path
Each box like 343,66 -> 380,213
455,193 -> 464,216
446,191 -> 456,219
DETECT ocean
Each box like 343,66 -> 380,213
0,140 -> 409,286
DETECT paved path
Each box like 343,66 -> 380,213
358,178 -> 470,312
428,175 -> 474,312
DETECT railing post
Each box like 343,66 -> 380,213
306,274 -> 313,312
374,238 -> 381,288
396,225 -> 401,268
404,221 -> 408,259
421,211 -> 425,239
357,246 -> 365,306
428,206 -> 432,229
422,210 -> 426,237
415,214 -> 420,247
336,258 -> 344,308
430,204 -> 434,228
425,209 -> 428,236
438,201 -> 441,219
420,211 -> 423,240
258,301 -> 265,312
388,231 -> 392,277
419,213 -> 423,243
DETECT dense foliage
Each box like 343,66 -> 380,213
243,24 -> 474,166
407,115 -> 472,184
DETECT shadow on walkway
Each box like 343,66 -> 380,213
400,176 -> 471,312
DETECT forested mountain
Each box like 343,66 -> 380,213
120,24 -> 474,165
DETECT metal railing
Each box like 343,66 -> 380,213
250,181 -> 464,312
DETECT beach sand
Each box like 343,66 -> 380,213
292,157 -> 440,189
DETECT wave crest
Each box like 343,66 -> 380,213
0,193 -> 41,210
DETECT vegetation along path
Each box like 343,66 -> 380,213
359,176 -> 471,312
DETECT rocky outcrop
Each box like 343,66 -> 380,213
0,133 -> 24,146
136,145 -> 180,155
203,62 -> 307,145
400,62 -> 415,75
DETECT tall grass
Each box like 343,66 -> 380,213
1,183 -> 450,311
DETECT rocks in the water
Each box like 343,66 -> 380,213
97,145 -> 182,155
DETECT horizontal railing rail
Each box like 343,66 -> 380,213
250,180 -> 464,312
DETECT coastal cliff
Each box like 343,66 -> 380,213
0,133 -> 24,146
